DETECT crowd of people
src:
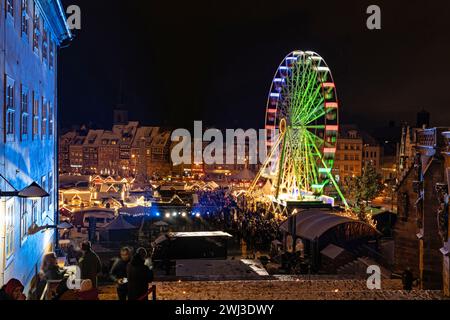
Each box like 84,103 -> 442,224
0,240 -> 154,301
0,188 -> 281,301
109,247 -> 154,300
196,189 -> 282,254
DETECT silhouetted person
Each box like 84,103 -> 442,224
79,241 -> 102,288
110,247 -> 132,301
127,248 -> 153,300
402,267 -> 414,290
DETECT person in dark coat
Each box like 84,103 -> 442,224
402,267 -> 415,290
110,247 -> 132,300
67,244 -> 82,265
0,278 -> 26,300
127,247 -> 153,300
79,241 -> 102,288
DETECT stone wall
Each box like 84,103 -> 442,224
393,168 -> 420,277
420,159 -> 445,289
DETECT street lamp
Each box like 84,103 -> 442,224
0,175 -> 49,199
18,181 -> 50,198
0,174 -> 54,236
28,221 -> 74,236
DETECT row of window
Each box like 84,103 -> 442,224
340,144 -> 361,151
335,154 -> 360,161
343,154 -> 360,161
364,151 -> 378,158
5,75 -> 53,141
5,172 -> 53,258
6,0 -> 55,69
335,165 -> 360,172
70,152 -> 82,157
101,139 -> 118,145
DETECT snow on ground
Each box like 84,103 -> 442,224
98,278 -> 444,300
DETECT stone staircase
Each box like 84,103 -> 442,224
336,257 -> 392,279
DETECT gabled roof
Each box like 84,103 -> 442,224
103,215 -> 137,230
132,126 -> 160,147
112,122 -> 139,144
169,194 -> 184,205
60,131 -> 77,142
84,130 -> 104,146
151,131 -> 171,147
71,135 -> 86,145
99,130 -> 120,145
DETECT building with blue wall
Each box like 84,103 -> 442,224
0,0 -> 70,290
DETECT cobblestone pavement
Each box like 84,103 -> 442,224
98,279 -> 444,300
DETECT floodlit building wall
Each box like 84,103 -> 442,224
0,0 -> 70,288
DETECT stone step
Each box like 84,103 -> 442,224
97,281 -> 441,300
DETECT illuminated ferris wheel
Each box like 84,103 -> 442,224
251,50 -> 346,205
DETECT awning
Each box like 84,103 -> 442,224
280,209 -> 379,241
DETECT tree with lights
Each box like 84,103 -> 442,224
344,163 -> 383,222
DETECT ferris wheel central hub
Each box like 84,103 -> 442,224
279,118 -> 287,134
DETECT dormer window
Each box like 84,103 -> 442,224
348,130 -> 358,139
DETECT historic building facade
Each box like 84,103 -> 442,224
0,0 -> 70,288
333,125 -> 363,180
60,123 -> 173,180
395,127 -> 450,293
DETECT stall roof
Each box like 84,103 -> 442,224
118,205 -> 151,216
280,209 -> 379,241
103,215 -> 137,230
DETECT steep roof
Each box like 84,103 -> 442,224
132,126 -> 159,147
99,130 -> 120,145
60,131 -> 77,142
84,130 -> 104,146
152,131 -> 171,147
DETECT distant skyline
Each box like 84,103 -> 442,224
59,0 -> 450,130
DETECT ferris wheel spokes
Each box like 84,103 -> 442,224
251,50 -> 347,207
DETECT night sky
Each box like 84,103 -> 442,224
59,0 -> 450,131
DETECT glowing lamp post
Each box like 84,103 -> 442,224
0,176 -> 62,237
0,180 -> 49,199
